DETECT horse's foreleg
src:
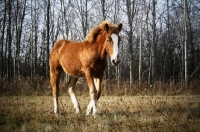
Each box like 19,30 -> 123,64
94,77 -> 102,100
50,67 -> 62,114
85,72 -> 98,117
68,76 -> 80,113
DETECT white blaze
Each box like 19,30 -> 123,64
111,33 -> 119,61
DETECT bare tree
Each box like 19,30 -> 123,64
0,0 -> 199,84
125,0 -> 138,88
0,0 -> 7,79
139,25 -> 142,87
46,0 -> 50,79
162,0 -> 170,82
150,0 -> 156,86
14,0 -> 27,78
184,0 -> 188,86
139,0 -> 144,87
73,0 -> 89,39
59,0 -> 72,39
6,0 -> 13,80
101,0 -> 106,20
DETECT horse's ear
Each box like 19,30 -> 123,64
105,23 -> 109,32
118,23 -> 122,32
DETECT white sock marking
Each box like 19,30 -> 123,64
69,87 -> 80,113
86,99 -> 98,117
70,94 -> 80,113
53,97 -> 58,113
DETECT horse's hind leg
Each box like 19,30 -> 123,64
68,76 -> 80,113
50,66 -> 62,114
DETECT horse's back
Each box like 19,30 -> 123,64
50,40 -> 70,67
50,39 -> 84,76
50,39 -> 76,57
51,39 -> 69,52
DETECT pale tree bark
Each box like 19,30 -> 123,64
0,0 -> 7,79
182,23 -> 185,82
41,29 -> 46,76
30,33 -> 33,80
150,0 -> 156,87
139,17 -> 142,88
33,1 -> 38,77
184,0 -> 188,87
144,0 -> 151,88
46,0 -> 50,79
139,0 -> 144,88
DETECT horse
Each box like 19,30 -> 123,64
49,21 -> 122,117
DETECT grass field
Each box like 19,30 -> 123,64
0,95 -> 200,132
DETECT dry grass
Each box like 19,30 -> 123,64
1,77 -> 200,96
1,77 -> 200,131
0,95 -> 199,132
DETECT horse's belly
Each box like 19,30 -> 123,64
63,67 -> 85,77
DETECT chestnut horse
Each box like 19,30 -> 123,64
49,21 -> 122,117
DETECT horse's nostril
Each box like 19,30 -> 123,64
112,60 -> 120,66
112,60 -> 115,64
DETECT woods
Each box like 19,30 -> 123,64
0,0 -> 200,88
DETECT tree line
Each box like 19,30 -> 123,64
0,0 -> 200,88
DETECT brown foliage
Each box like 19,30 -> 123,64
1,77 -> 200,96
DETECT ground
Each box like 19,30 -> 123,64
0,95 -> 200,132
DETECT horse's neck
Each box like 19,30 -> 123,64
84,38 -> 107,60
97,42 -> 107,60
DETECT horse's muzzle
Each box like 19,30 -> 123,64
112,60 -> 120,66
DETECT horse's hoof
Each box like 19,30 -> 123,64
75,107 -> 81,114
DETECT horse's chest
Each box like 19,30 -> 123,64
91,57 -> 107,71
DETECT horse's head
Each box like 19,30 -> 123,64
104,23 -> 122,66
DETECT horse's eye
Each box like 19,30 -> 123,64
107,38 -> 112,42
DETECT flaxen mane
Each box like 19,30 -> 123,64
85,20 -> 120,43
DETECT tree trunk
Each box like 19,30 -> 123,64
101,0 -> 106,20
117,64 -> 120,89
145,1 -> 151,88
46,0 -> 50,79
126,0 -> 137,89
163,0 -> 170,82
151,0 -> 156,86
83,0 -> 88,38
15,0 -> 27,78
139,18 -> 142,88
1,0 -> 7,79
139,0 -> 143,88
7,0 -> 12,80
184,0 -> 188,87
